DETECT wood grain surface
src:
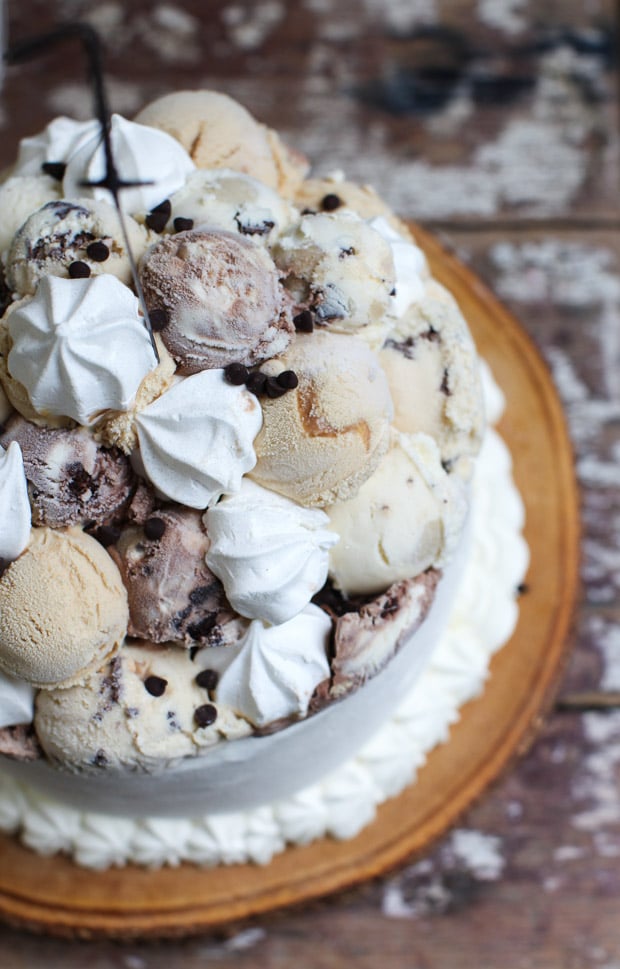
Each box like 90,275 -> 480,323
0,1 -> 618,966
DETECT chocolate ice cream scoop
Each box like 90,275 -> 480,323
0,415 -> 134,529
110,507 -> 232,646
139,229 -> 294,374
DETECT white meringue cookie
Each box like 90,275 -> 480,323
7,275 -> 158,426
0,442 -> 31,564
204,606 -> 331,728
14,116 -> 96,177
135,370 -> 262,509
205,479 -> 338,625
0,670 -> 34,729
62,114 -> 195,214
368,216 -> 428,317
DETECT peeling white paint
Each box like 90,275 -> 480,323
382,829 -> 504,919
360,0 -> 437,33
222,1 -> 285,51
198,927 -> 266,955
572,712 -> 620,832
477,0 -> 527,35
553,844 -> 586,862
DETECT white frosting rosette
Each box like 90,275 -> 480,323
7,275 -> 158,426
204,479 -> 338,625
135,370 -> 262,509
62,114 -> 195,214
201,606 -> 331,728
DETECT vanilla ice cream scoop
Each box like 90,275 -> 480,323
0,175 -> 60,257
168,168 -> 294,244
250,331 -> 393,507
326,431 -> 468,596
7,198 -> 152,297
0,527 -> 128,688
272,212 -> 396,341
134,90 -> 309,197
379,279 -> 484,478
139,228 -> 294,373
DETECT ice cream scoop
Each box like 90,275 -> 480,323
250,331 -> 393,507
326,431 -> 468,596
0,527 -> 128,689
0,415 -> 135,529
134,90 -> 309,197
167,168 -> 294,244
0,175 -> 60,257
6,275 -> 158,426
379,279 -> 484,477
295,174 -> 410,234
139,228 -> 294,374
35,641 -> 252,772
110,507 -> 231,646
272,212 -> 396,341
6,199 -> 153,297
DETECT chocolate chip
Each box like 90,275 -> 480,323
194,703 -> 217,728
517,582 -> 530,595
67,461 -> 92,496
246,371 -> 268,396
293,310 -> 314,333
92,749 -> 108,767
440,369 -> 451,396
339,246 -> 356,258
195,669 -> 219,691
173,216 -> 194,232
224,362 -> 249,386
265,376 -> 288,398
145,199 -> 172,233
41,161 -> 66,180
148,308 -> 169,331
86,240 -> 110,262
276,369 -> 298,390
321,193 -> 342,211
96,524 -> 121,547
144,517 -> 166,541
389,287 -> 396,296
144,675 -> 168,697
187,615 -> 217,640
68,260 -> 91,279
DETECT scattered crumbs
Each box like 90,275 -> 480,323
221,1 -> 285,51
477,0 -> 527,35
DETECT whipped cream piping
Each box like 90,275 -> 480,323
7,275 -> 158,426
0,441 -> 31,564
205,479 -> 338,625
62,114 -> 196,214
368,216 -> 428,317
200,606 -> 332,727
0,426 -> 528,869
135,369 -> 262,508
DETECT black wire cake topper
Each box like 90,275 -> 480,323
5,22 -> 159,361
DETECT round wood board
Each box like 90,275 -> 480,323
0,226 -> 580,940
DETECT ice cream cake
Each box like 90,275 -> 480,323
0,91 -> 527,868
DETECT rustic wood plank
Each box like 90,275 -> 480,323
0,0 -> 617,223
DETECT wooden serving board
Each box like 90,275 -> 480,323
0,227 -> 580,939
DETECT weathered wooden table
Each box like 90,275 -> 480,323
0,1 -> 618,965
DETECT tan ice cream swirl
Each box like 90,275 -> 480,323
250,331 -> 393,508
